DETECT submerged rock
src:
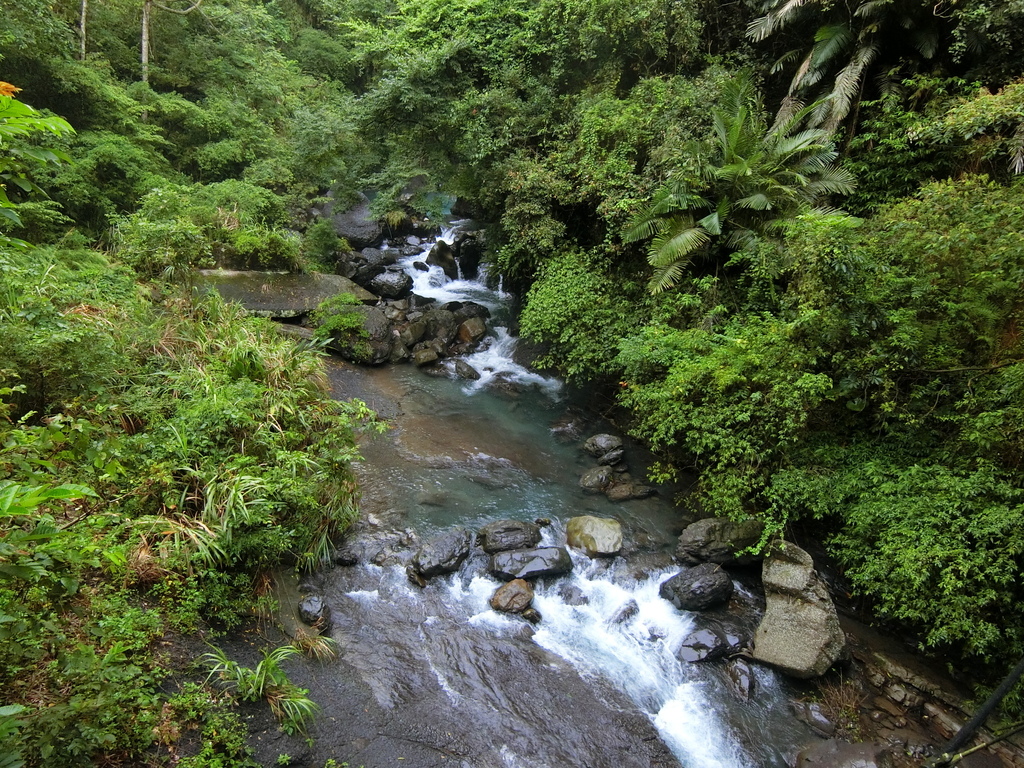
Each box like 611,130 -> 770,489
489,547 -> 573,581
479,519 -> 542,553
677,625 -> 743,663
725,658 -> 755,702
410,528 -> 473,580
752,541 -> 847,679
796,740 -> 894,767
659,563 -> 733,611
566,516 -> 622,557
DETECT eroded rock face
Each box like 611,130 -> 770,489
566,516 -> 622,558
479,520 -> 542,554
659,563 -> 733,611
752,541 -> 847,679
410,528 -> 473,579
489,547 -> 573,581
490,578 -> 534,614
675,517 -> 765,566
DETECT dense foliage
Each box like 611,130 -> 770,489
5,0 -> 1024,758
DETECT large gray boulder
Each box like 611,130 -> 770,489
426,240 -> 459,279
325,305 -> 393,365
479,520 -> 542,554
369,268 -> 413,299
410,528 -> 473,579
328,193 -> 383,249
676,517 -> 765,566
566,516 -> 622,557
751,541 -> 847,679
489,547 -> 572,581
659,563 -> 733,611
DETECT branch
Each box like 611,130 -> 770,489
920,360 -> 1024,374
152,0 -> 202,14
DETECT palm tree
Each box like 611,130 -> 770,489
747,0 -> 941,131
625,74 -> 855,293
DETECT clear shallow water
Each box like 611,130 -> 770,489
316,226 -> 816,767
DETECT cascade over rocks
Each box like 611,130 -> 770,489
566,516 -> 622,557
675,517 -> 765,566
659,563 -> 734,611
478,519 -> 542,553
489,547 -> 573,581
752,541 -> 847,679
409,528 -> 473,581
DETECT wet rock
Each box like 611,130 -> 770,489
479,519 -> 542,553
725,658 -> 755,701
597,447 -> 625,466
489,547 -> 573,581
796,740 -> 894,767
454,359 -> 481,380
369,268 -> 413,299
426,240 -> 459,279
423,308 -> 458,345
298,595 -> 330,629
605,480 -> 655,502
490,578 -> 534,614
410,528 -> 473,579
677,625 -> 743,663
609,599 -> 639,625
449,301 -> 491,323
752,541 -> 847,679
580,466 -> 614,494
399,318 -> 428,347
791,701 -> 836,738
413,348 -> 439,366
559,583 -> 590,606
583,434 -> 623,457
457,316 -> 487,344
675,517 -> 765,566
659,563 -> 733,611
413,261 -> 428,271
521,607 -> 543,624
566,515 -> 623,557
452,230 -> 485,278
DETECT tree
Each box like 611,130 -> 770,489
624,74 -> 855,292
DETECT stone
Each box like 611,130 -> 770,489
399,318 -> 428,347
326,193 -> 383,249
426,240 -> 459,279
675,517 -> 765,566
457,316 -> 487,344
369,268 -> 413,299
791,701 -> 836,738
521,608 -> 542,624
413,347 -> 440,366
583,434 -> 623,457
605,481 -> 655,502
659,563 -> 733,611
751,541 -> 847,679
489,547 -> 573,581
490,578 -> 534,613
196,271 -> 376,318
609,600 -> 639,625
298,595 -> 330,629
677,626 -> 743,663
725,658 -> 755,702
325,305 -> 393,365
454,360 -> 481,380
410,528 -> 473,579
423,308 -> 458,345
597,447 -> 625,466
796,740 -> 894,768
566,516 -> 623,557
579,466 -> 614,494
478,520 -> 542,553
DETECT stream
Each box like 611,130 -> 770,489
280,225 -> 820,768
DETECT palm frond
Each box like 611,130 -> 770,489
746,0 -> 811,42
822,43 -> 878,131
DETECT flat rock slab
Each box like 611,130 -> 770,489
197,271 -> 377,317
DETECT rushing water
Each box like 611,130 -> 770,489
308,224 -> 818,768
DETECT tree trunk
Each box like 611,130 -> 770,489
79,0 -> 88,60
141,0 -> 151,83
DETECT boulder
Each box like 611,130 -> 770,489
410,528 -> 473,579
566,516 -> 622,557
605,480 -> 655,502
452,230 -> 485,279
675,517 -> 765,566
791,701 -> 836,738
583,434 -> 623,457
423,308 -> 458,345
659,563 -> 733,611
413,348 -> 440,367
609,600 -> 639,625
489,547 -> 573,581
449,301 -> 491,323
579,466 -> 614,494
399,318 -> 428,347
796,740 -> 894,768
597,447 -> 625,466
325,305 -> 393,365
490,578 -> 534,614
724,658 -> 755,702
369,268 -> 413,299
298,595 -> 330,629
426,240 -> 459,279
457,316 -> 487,344
677,622 -> 745,663
478,520 -> 542,553
751,541 -> 847,679
454,360 -> 481,380
196,271 -> 376,318
327,193 -> 383,249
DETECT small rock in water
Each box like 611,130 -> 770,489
725,658 -> 755,701
410,528 -> 473,579
413,261 -> 429,271
559,583 -> 589,605
791,700 -> 837,738
478,520 -> 542,553
609,599 -> 639,625
521,607 -> 543,624
489,546 -> 573,581
534,517 -> 552,527
583,433 -> 623,457
659,563 -> 734,611
566,515 -> 623,557
298,595 -> 331,630
454,359 -> 481,380
678,627 -> 737,663
490,578 -> 534,614
597,447 -> 625,466
579,466 -> 614,494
